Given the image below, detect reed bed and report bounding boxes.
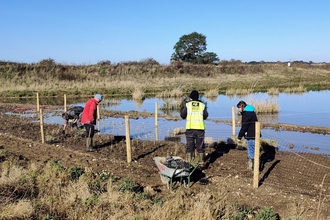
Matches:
[132,88,145,100]
[156,88,183,98]
[159,99,185,111]
[226,88,254,96]
[1,61,329,97]
[283,85,307,94]
[267,87,279,96]
[236,99,279,114]
[249,99,279,114]
[204,88,219,98]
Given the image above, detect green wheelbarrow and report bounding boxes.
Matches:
[154,156,199,190]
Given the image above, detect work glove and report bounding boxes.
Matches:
[62,130,65,134]
[237,139,242,145]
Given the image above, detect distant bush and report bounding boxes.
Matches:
[38,58,56,66]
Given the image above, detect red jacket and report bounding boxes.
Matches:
[81,98,99,125]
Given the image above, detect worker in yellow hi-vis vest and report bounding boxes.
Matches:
[180,90,208,169]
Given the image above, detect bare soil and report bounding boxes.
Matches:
[0,103,329,219]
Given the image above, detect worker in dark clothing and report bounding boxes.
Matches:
[62,106,84,134]
[180,90,208,168]
[237,100,258,171]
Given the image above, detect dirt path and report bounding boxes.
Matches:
[0,103,329,219]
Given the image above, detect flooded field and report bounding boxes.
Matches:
[3,90,330,154]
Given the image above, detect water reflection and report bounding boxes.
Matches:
[100,99,121,108]
[1,90,329,127]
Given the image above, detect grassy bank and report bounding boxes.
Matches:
[0,154,281,220]
[1,60,330,98]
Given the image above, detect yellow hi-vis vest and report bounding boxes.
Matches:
[186,101,205,130]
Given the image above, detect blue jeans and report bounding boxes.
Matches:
[247,139,255,159]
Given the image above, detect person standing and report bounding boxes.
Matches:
[62,106,84,134]
[180,90,208,168]
[236,100,258,171]
[81,94,102,152]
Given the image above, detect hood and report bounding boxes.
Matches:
[244,105,255,112]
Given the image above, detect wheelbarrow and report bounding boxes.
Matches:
[154,156,199,190]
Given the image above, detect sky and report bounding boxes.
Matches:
[1,1,330,65]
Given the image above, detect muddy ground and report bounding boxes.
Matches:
[0,103,330,219]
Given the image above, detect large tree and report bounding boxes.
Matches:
[171,32,219,64]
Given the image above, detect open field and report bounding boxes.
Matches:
[1,61,330,98]
[0,102,329,219]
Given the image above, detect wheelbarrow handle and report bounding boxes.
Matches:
[189,162,200,177]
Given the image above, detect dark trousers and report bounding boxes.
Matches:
[185,129,205,153]
[84,124,95,138]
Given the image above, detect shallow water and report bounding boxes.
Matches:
[87,90,330,127]
[4,90,330,154]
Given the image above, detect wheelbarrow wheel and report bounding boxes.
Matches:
[160,173,169,184]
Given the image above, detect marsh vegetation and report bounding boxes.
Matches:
[1,60,329,98]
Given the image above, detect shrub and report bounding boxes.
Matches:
[69,167,84,180]
[118,177,135,193]
[255,206,279,220]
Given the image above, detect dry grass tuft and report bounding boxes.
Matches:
[267,87,279,96]
[204,88,218,98]
[1,199,34,219]
[246,98,279,114]
[132,88,145,100]
[283,85,307,94]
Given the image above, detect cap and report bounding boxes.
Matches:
[95,94,102,101]
[189,90,199,100]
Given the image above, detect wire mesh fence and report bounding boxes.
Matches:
[102,116,330,197]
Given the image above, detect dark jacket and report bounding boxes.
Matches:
[238,105,258,140]
[65,106,84,124]
[180,100,208,130]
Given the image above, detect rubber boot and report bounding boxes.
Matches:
[247,157,253,171]
[86,138,95,152]
[186,152,192,163]
[198,153,205,169]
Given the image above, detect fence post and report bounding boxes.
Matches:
[232,105,236,137]
[64,94,67,112]
[40,108,44,144]
[97,105,100,134]
[125,115,131,163]
[253,122,261,188]
[155,102,158,141]
[36,93,40,112]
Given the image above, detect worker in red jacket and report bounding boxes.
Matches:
[81,94,102,151]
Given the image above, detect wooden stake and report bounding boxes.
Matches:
[64,94,67,112]
[97,105,100,133]
[40,108,44,144]
[155,102,158,127]
[97,105,100,120]
[155,102,158,141]
[232,105,236,137]
[36,93,40,112]
[253,122,261,188]
[125,115,131,163]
